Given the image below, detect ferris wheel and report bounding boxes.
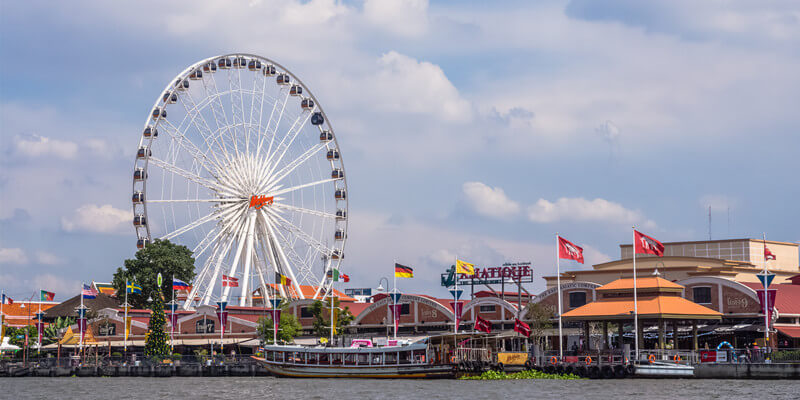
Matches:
[131,54,348,309]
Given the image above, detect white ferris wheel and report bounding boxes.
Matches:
[131,54,348,309]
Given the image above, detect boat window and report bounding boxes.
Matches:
[344,353,356,365]
[357,353,368,365]
[319,353,330,364]
[399,351,411,364]
[266,351,274,361]
[385,352,397,364]
[332,353,343,365]
[371,353,382,365]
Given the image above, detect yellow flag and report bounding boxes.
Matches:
[1,314,5,338]
[456,259,475,275]
[125,316,132,340]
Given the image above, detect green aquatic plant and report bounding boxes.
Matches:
[460,369,583,380]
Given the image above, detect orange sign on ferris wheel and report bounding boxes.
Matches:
[249,195,274,209]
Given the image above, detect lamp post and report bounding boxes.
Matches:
[376,278,389,336]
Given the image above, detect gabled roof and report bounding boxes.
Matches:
[596,276,683,292]
[93,282,117,296]
[43,294,121,318]
[562,295,721,320]
[741,282,800,315]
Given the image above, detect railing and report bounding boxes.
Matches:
[454,347,489,363]
[535,347,800,365]
[0,354,260,369]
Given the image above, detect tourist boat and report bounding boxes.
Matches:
[252,339,456,378]
[633,361,694,377]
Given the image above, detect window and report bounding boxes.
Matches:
[479,305,496,313]
[569,292,587,308]
[300,307,314,318]
[401,303,411,315]
[693,287,712,304]
[196,319,215,333]
[98,322,116,336]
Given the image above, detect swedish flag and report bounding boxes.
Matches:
[126,281,142,294]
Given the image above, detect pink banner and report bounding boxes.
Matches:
[216,311,228,332]
[757,289,777,320]
[449,302,463,331]
[37,322,44,348]
[78,318,87,343]
[390,304,402,334]
[272,309,282,334]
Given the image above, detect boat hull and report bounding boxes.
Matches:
[252,357,455,379]
[634,362,694,378]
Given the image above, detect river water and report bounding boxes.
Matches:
[2,377,797,399]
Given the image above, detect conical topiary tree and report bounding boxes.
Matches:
[144,290,170,361]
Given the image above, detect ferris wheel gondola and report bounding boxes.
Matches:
[131,54,348,309]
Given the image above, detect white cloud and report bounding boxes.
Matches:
[60,204,132,234]
[282,0,349,25]
[15,135,78,159]
[462,181,520,219]
[429,248,456,265]
[35,251,63,266]
[371,51,471,122]
[0,248,28,264]
[364,0,428,37]
[527,197,655,228]
[32,273,81,300]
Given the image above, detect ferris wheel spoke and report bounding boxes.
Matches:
[264,207,335,256]
[267,217,316,286]
[148,157,236,196]
[266,141,329,189]
[159,120,225,175]
[313,256,335,299]
[263,111,313,180]
[266,178,337,198]
[256,211,287,299]
[270,203,337,219]
[207,71,239,157]
[261,211,305,299]
[202,229,240,305]
[160,211,219,241]
[147,198,240,203]
[178,90,235,167]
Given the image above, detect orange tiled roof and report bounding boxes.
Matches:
[1,302,57,327]
[264,284,356,302]
[562,295,721,320]
[596,276,683,292]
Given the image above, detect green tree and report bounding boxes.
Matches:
[143,289,170,361]
[112,239,195,309]
[524,302,554,350]
[257,304,302,344]
[310,298,354,337]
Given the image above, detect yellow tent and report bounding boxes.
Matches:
[59,326,99,346]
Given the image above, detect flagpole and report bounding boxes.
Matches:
[330,275,335,344]
[556,234,563,360]
[79,282,84,355]
[37,293,42,355]
[632,227,639,362]
[393,259,398,340]
[762,233,769,350]
[171,274,175,353]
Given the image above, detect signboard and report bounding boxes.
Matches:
[716,350,728,363]
[441,262,534,287]
[497,352,528,365]
[699,350,716,363]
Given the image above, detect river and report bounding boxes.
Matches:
[2,377,797,399]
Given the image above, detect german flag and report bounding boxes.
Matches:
[394,263,413,278]
[275,272,291,286]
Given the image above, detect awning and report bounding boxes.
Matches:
[777,326,800,338]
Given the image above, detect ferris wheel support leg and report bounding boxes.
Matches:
[257,211,287,299]
[202,232,238,306]
[313,257,333,300]
[223,213,252,302]
[239,212,258,306]
[262,211,305,299]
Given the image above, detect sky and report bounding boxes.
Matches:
[1,0,798,302]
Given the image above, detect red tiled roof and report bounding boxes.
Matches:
[776,326,800,338]
[342,302,371,317]
[741,282,800,315]
[1,302,57,327]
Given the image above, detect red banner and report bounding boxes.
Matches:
[756,289,777,321]
[558,236,584,264]
[634,230,664,256]
[272,309,282,335]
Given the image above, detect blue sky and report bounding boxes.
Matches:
[1,0,798,301]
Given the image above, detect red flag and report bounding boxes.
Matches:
[634,230,664,257]
[341,273,350,283]
[222,275,239,287]
[514,318,531,337]
[764,247,776,261]
[558,236,584,264]
[474,316,492,333]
